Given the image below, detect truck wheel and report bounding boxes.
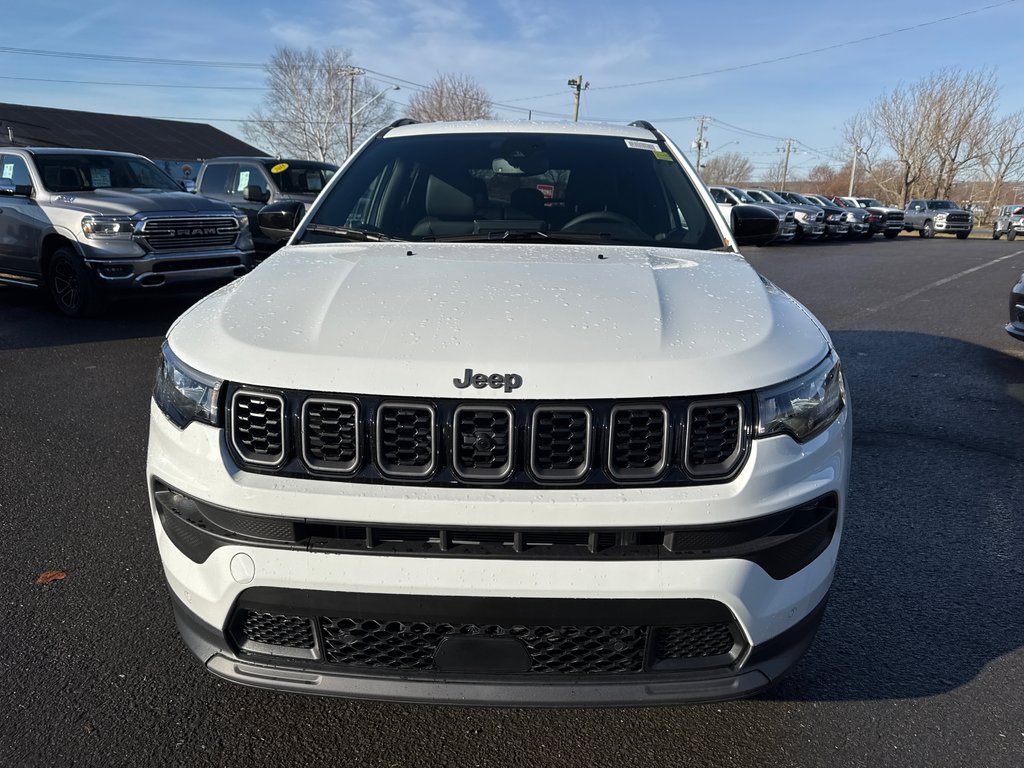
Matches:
[921,220,934,238]
[48,247,106,317]
[956,231,970,240]
[883,230,898,239]
[992,226,1001,240]
[1009,229,1017,242]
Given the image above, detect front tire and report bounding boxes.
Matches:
[883,230,899,239]
[993,226,1001,240]
[956,231,970,240]
[1009,229,1018,242]
[921,220,935,238]
[47,247,105,317]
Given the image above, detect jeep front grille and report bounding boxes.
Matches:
[231,391,285,466]
[376,403,436,478]
[226,388,749,487]
[139,216,240,252]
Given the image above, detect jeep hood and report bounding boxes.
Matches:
[168,242,830,399]
[45,189,233,216]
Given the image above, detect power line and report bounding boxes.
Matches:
[588,0,1019,92]
[0,74,264,90]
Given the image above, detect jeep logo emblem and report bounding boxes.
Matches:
[453,368,523,393]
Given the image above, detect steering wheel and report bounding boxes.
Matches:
[561,210,638,231]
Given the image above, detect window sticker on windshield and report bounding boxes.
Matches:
[1,163,13,179]
[270,162,289,174]
[625,139,659,152]
[237,170,250,190]
[90,168,111,187]
[653,151,674,162]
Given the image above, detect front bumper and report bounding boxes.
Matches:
[147,398,850,705]
[84,247,255,289]
[933,220,972,233]
[171,588,830,706]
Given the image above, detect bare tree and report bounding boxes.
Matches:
[758,159,788,188]
[700,152,753,185]
[406,73,494,122]
[868,68,999,204]
[242,47,396,164]
[981,110,1024,211]
[806,163,842,196]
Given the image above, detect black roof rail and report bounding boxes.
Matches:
[366,118,420,144]
[629,120,667,142]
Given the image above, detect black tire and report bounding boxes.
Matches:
[921,220,935,238]
[992,226,1001,240]
[956,231,970,240]
[883,230,899,239]
[1009,229,1017,242]
[47,247,105,317]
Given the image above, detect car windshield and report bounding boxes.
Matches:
[928,200,956,209]
[35,153,180,192]
[263,161,336,194]
[758,190,789,205]
[859,198,883,207]
[727,187,757,204]
[300,131,724,250]
[788,193,816,206]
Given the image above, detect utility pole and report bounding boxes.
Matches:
[780,138,794,191]
[693,116,708,170]
[346,67,366,157]
[848,143,861,197]
[567,75,588,122]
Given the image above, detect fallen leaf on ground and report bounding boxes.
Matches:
[35,570,66,585]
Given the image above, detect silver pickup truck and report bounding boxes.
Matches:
[0,147,254,316]
[903,198,973,239]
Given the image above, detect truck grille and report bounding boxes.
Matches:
[884,211,904,224]
[226,388,749,487]
[139,216,240,252]
[945,213,970,224]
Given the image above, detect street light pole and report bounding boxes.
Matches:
[348,84,400,157]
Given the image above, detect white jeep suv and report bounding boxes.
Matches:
[148,119,851,706]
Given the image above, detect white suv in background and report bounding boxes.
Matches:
[148,119,851,706]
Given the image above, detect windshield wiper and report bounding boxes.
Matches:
[303,224,404,242]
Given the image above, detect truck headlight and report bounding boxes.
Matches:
[756,351,845,442]
[82,215,136,239]
[154,342,222,428]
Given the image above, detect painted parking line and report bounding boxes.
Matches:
[842,249,1024,323]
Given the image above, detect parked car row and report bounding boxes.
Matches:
[0,147,336,315]
[709,185,906,245]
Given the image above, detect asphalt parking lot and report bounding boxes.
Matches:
[2,235,1023,767]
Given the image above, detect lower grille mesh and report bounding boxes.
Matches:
[233,609,742,674]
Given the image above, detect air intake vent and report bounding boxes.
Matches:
[231,390,286,466]
[375,403,436,479]
[685,400,743,477]
[607,404,669,481]
[302,398,360,474]
[452,405,514,481]
[530,407,591,482]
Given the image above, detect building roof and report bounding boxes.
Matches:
[0,102,265,159]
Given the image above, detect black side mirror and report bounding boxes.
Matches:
[0,180,33,197]
[731,204,779,247]
[257,200,304,242]
[244,185,269,204]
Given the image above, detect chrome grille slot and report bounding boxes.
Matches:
[302,398,360,474]
[607,404,669,481]
[452,405,514,481]
[685,400,743,477]
[375,403,436,479]
[530,406,592,482]
[139,216,240,252]
[231,390,286,466]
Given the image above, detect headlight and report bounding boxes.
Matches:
[153,342,222,428]
[82,215,135,239]
[794,210,809,221]
[756,352,845,442]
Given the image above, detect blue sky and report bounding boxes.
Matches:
[4,0,1024,177]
